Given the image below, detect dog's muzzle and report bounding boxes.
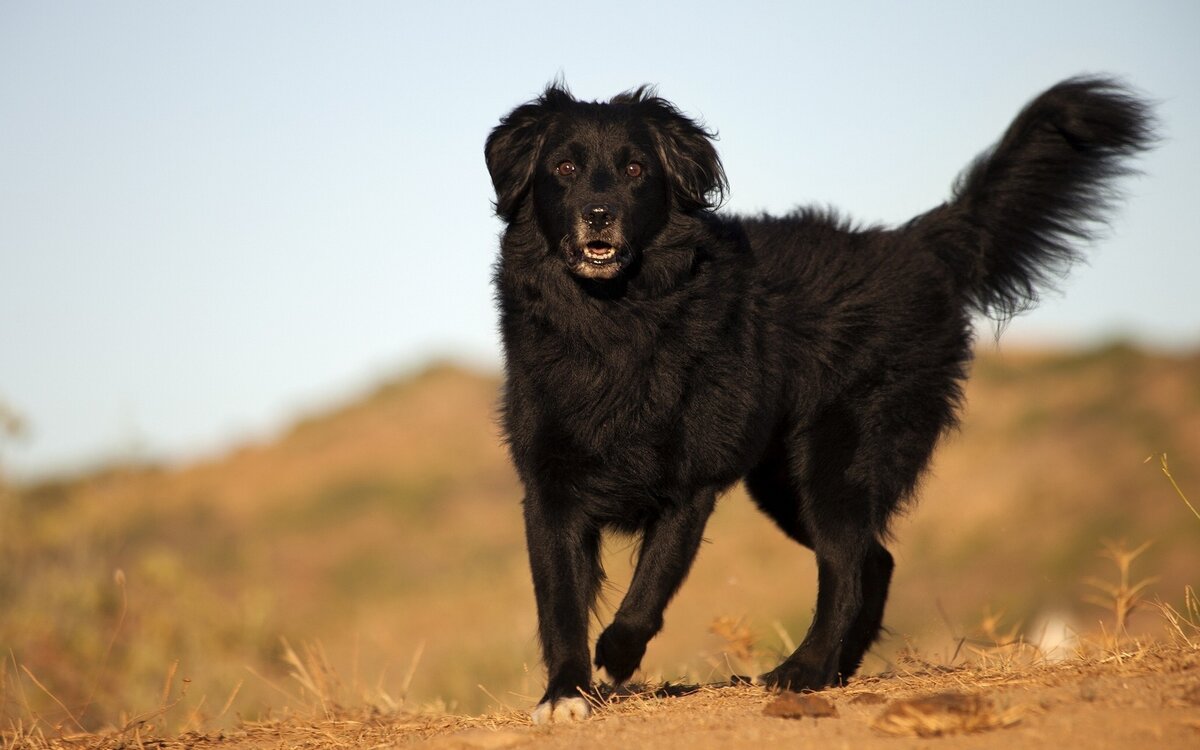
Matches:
[569,204,627,280]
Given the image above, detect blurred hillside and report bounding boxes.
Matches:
[1,344,1198,731]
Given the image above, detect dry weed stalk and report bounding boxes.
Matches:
[16,666,84,735]
[73,570,128,730]
[1082,539,1159,640]
[708,616,755,661]
[1147,454,1198,647]
[702,615,762,678]
[1154,453,1200,524]
[975,606,1022,648]
[113,663,191,737]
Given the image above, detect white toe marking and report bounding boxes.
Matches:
[553,696,590,722]
[530,701,553,726]
[531,696,590,725]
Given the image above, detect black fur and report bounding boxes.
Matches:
[485,77,1154,714]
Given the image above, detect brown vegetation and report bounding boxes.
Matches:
[1,344,1198,748]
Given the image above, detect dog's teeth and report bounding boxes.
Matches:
[584,245,616,262]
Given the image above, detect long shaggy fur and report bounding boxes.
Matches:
[485,76,1154,721]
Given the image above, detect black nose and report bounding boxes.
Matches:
[582,203,614,229]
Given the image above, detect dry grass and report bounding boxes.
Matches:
[2,345,1198,746]
[4,640,1196,749]
[1158,586,1200,647]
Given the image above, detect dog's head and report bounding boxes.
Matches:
[486,84,727,281]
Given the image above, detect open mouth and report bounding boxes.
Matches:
[570,240,627,280]
[582,241,618,265]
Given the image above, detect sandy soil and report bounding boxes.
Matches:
[14,642,1196,750]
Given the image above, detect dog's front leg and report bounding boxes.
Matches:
[523,491,601,724]
[594,489,716,684]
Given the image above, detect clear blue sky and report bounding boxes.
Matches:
[1,1,1197,477]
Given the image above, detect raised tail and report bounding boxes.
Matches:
[929,76,1156,322]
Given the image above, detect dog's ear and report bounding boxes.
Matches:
[638,95,728,212]
[485,86,572,222]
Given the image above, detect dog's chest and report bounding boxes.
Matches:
[505,330,766,496]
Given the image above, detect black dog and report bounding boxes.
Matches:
[485,77,1153,723]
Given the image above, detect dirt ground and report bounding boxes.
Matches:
[10,642,1197,750]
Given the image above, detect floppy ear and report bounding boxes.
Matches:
[485,86,572,222]
[643,99,728,212]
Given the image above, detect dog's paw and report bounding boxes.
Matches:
[594,621,649,684]
[530,696,590,725]
[760,661,836,692]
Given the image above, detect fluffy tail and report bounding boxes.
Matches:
[933,76,1156,322]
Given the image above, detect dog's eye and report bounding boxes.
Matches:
[626,162,644,178]
[555,161,576,176]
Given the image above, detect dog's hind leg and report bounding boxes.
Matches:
[760,520,873,691]
[837,540,893,677]
[749,404,895,691]
[748,448,850,688]
[593,489,717,684]
[523,491,602,724]
[747,462,893,686]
